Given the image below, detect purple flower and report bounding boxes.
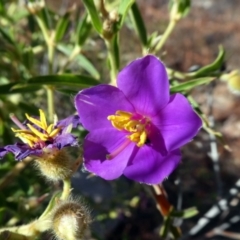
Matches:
[75,55,202,184]
[0,110,81,161]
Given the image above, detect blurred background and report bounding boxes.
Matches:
[1,0,240,239]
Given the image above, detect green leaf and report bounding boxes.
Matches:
[117,0,135,29]
[37,7,51,30]
[23,74,99,88]
[190,46,225,78]
[0,27,15,46]
[55,88,79,95]
[178,0,191,17]
[22,47,34,70]
[82,0,102,34]
[0,83,40,94]
[170,207,198,219]
[75,55,100,79]
[57,44,100,78]
[130,2,148,47]
[76,13,92,46]
[170,77,215,93]
[55,13,70,42]
[169,0,191,18]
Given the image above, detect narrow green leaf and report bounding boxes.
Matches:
[38,7,51,30]
[170,77,215,93]
[169,0,191,18]
[55,13,70,42]
[1,83,41,94]
[22,47,34,70]
[178,0,191,17]
[82,0,102,33]
[190,46,225,78]
[130,2,148,47]
[57,44,100,78]
[76,13,92,46]
[117,0,135,29]
[0,27,15,46]
[22,74,99,88]
[170,207,198,219]
[55,88,79,95]
[75,55,100,79]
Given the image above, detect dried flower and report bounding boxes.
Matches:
[0,110,80,161]
[75,55,202,184]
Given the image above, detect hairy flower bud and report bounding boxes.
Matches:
[51,199,91,240]
[34,149,73,181]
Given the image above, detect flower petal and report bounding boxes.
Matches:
[0,143,42,161]
[123,147,181,184]
[75,84,135,131]
[83,129,135,180]
[117,55,170,116]
[152,93,202,151]
[53,133,78,149]
[57,115,81,129]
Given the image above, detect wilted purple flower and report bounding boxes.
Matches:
[0,110,80,161]
[75,55,202,184]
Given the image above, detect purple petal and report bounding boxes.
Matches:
[0,143,42,161]
[124,147,181,184]
[117,55,170,116]
[75,84,135,131]
[57,115,81,130]
[0,147,9,158]
[53,133,78,149]
[83,129,135,180]
[152,93,202,152]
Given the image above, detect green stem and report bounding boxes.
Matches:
[61,178,72,200]
[35,13,55,121]
[0,219,51,239]
[46,86,55,122]
[153,19,177,53]
[106,40,118,85]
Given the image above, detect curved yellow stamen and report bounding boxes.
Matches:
[12,109,63,148]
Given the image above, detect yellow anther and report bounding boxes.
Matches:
[49,127,61,138]
[115,110,132,117]
[27,124,48,141]
[39,109,47,130]
[46,124,53,134]
[108,110,150,147]
[11,109,64,148]
[26,113,43,129]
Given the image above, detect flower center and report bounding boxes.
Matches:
[107,110,150,147]
[10,109,62,149]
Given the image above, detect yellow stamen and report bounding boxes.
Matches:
[107,110,150,147]
[39,109,47,130]
[27,124,48,141]
[11,109,63,148]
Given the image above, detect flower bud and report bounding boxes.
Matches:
[52,199,91,240]
[221,70,240,95]
[34,149,73,181]
[25,1,44,15]
[102,10,119,40]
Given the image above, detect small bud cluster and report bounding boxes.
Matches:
[51,199,91,240]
